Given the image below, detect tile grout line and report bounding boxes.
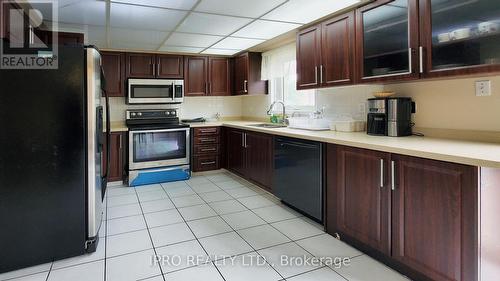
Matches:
[133,186,167,281]
[205,173,353,281]
[159,182,228,281]
[194,175,287,281]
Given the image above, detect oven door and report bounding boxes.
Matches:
[128,79,183,104]
[129,127,190,170]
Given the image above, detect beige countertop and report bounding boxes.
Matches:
[191,120,500,168]
[109,120,500,168]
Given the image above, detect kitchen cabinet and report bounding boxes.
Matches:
[391,154,477,281]
[326,145,478,281]
[226,129,273,191]
[296,11,355,89]
[185,56,231,97]
[419,0,500,78]
[296,25,322,89]
[192,127,221,172]
[327,145,391,255]
[156,54,183,78]
[126,53,155,78]
[101,51,125,97]
[321,12,355,87]
[226,129,247,176]
[184,56,208,96]
[126,53,183,79]
[245,132,273,191]
[355,0,419,83]
[232,52,267,95]
[103,132,126,182]
[209,57,231,96]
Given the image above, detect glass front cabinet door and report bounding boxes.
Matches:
[420,0,500,77]
[356,0,420,82]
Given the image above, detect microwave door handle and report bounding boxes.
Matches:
[172,82,175,100]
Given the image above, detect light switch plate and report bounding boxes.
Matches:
[476,80,491,96]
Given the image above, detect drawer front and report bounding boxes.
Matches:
[194,144,220,155]
[194,135,220,145]
[193,155,220,172]
[194,127,220,136]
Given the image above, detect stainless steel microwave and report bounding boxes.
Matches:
[127,79,184,104]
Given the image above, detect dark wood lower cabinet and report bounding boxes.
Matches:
[245,132,273,192]
[192,127,221,172]
[328,145,391,255]
[391,155,477,281]
[326,144,479,281]
[102,132,125,182]
[225,128,273,191]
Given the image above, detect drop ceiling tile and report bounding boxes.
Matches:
[262,0,360,24]
[212,37,265,50]
[165,32,224,48]
[158,46,204,54]
[232,20,301,39]
[110,41,160,51]
[110,28,168,46]
[177,13,252,36]
[110,3,187,31]
[111,0,198,10]
[195,0,286,18]
[201,48,241,55]
[62,1,105,26]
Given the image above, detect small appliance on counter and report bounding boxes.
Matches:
[367,97,415,137]
[126,109,191,186]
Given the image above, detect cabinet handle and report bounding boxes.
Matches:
[243,80,248,93]
[419,46,424,74]
[380,159,384,188]
[152,63,155,76]
[408,48,413,74]
[199,138,214,143]
[314,66,318,84]
[209,82,212,94]
[157,63,160,77]
[201,148,216,152]
[320,65,323,84]
[391,160,396,191]
[241,133,245,148]
[201,161,216,165]
[199,129,216,133]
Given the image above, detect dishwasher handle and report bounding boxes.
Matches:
[278,139,320,150]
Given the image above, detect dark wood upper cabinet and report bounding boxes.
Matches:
[391,155,478,281]
[209,57,231,96]
[355,0,419,83]
[327,145,391,255]
[296,25,322,89]
[321,12,355,87]
[419,0,500,78]
[232,52,267,95]
[184,56,208,97]
[126,53,155,78]
[156,54,183,78]
[245,132,273,191]
[101,51,125,97]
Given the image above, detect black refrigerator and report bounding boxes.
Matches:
[0,45,110,273]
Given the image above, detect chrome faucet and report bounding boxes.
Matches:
[267,101,288,125]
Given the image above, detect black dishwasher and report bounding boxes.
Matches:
[274,137,323,222]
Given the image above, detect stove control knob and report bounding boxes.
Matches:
[165,111,171,115]
[131,112,136,117]
[137,112,142,117]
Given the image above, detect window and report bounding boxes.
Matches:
[262,43,315,112]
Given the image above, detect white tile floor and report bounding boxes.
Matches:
[0,170,411,281]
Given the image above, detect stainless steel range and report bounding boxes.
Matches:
[126,109,191,186]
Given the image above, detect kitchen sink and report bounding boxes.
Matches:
[248,123,288,129]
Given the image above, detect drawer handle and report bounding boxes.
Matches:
[200,129,216,133]
[199,138,215,142]
[201,161,216,165]
[201,148,216,152]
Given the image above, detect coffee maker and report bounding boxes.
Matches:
[367,97,415,137]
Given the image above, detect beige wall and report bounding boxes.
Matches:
[384,75,500,132]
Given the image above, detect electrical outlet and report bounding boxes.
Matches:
[476,80,491,96]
